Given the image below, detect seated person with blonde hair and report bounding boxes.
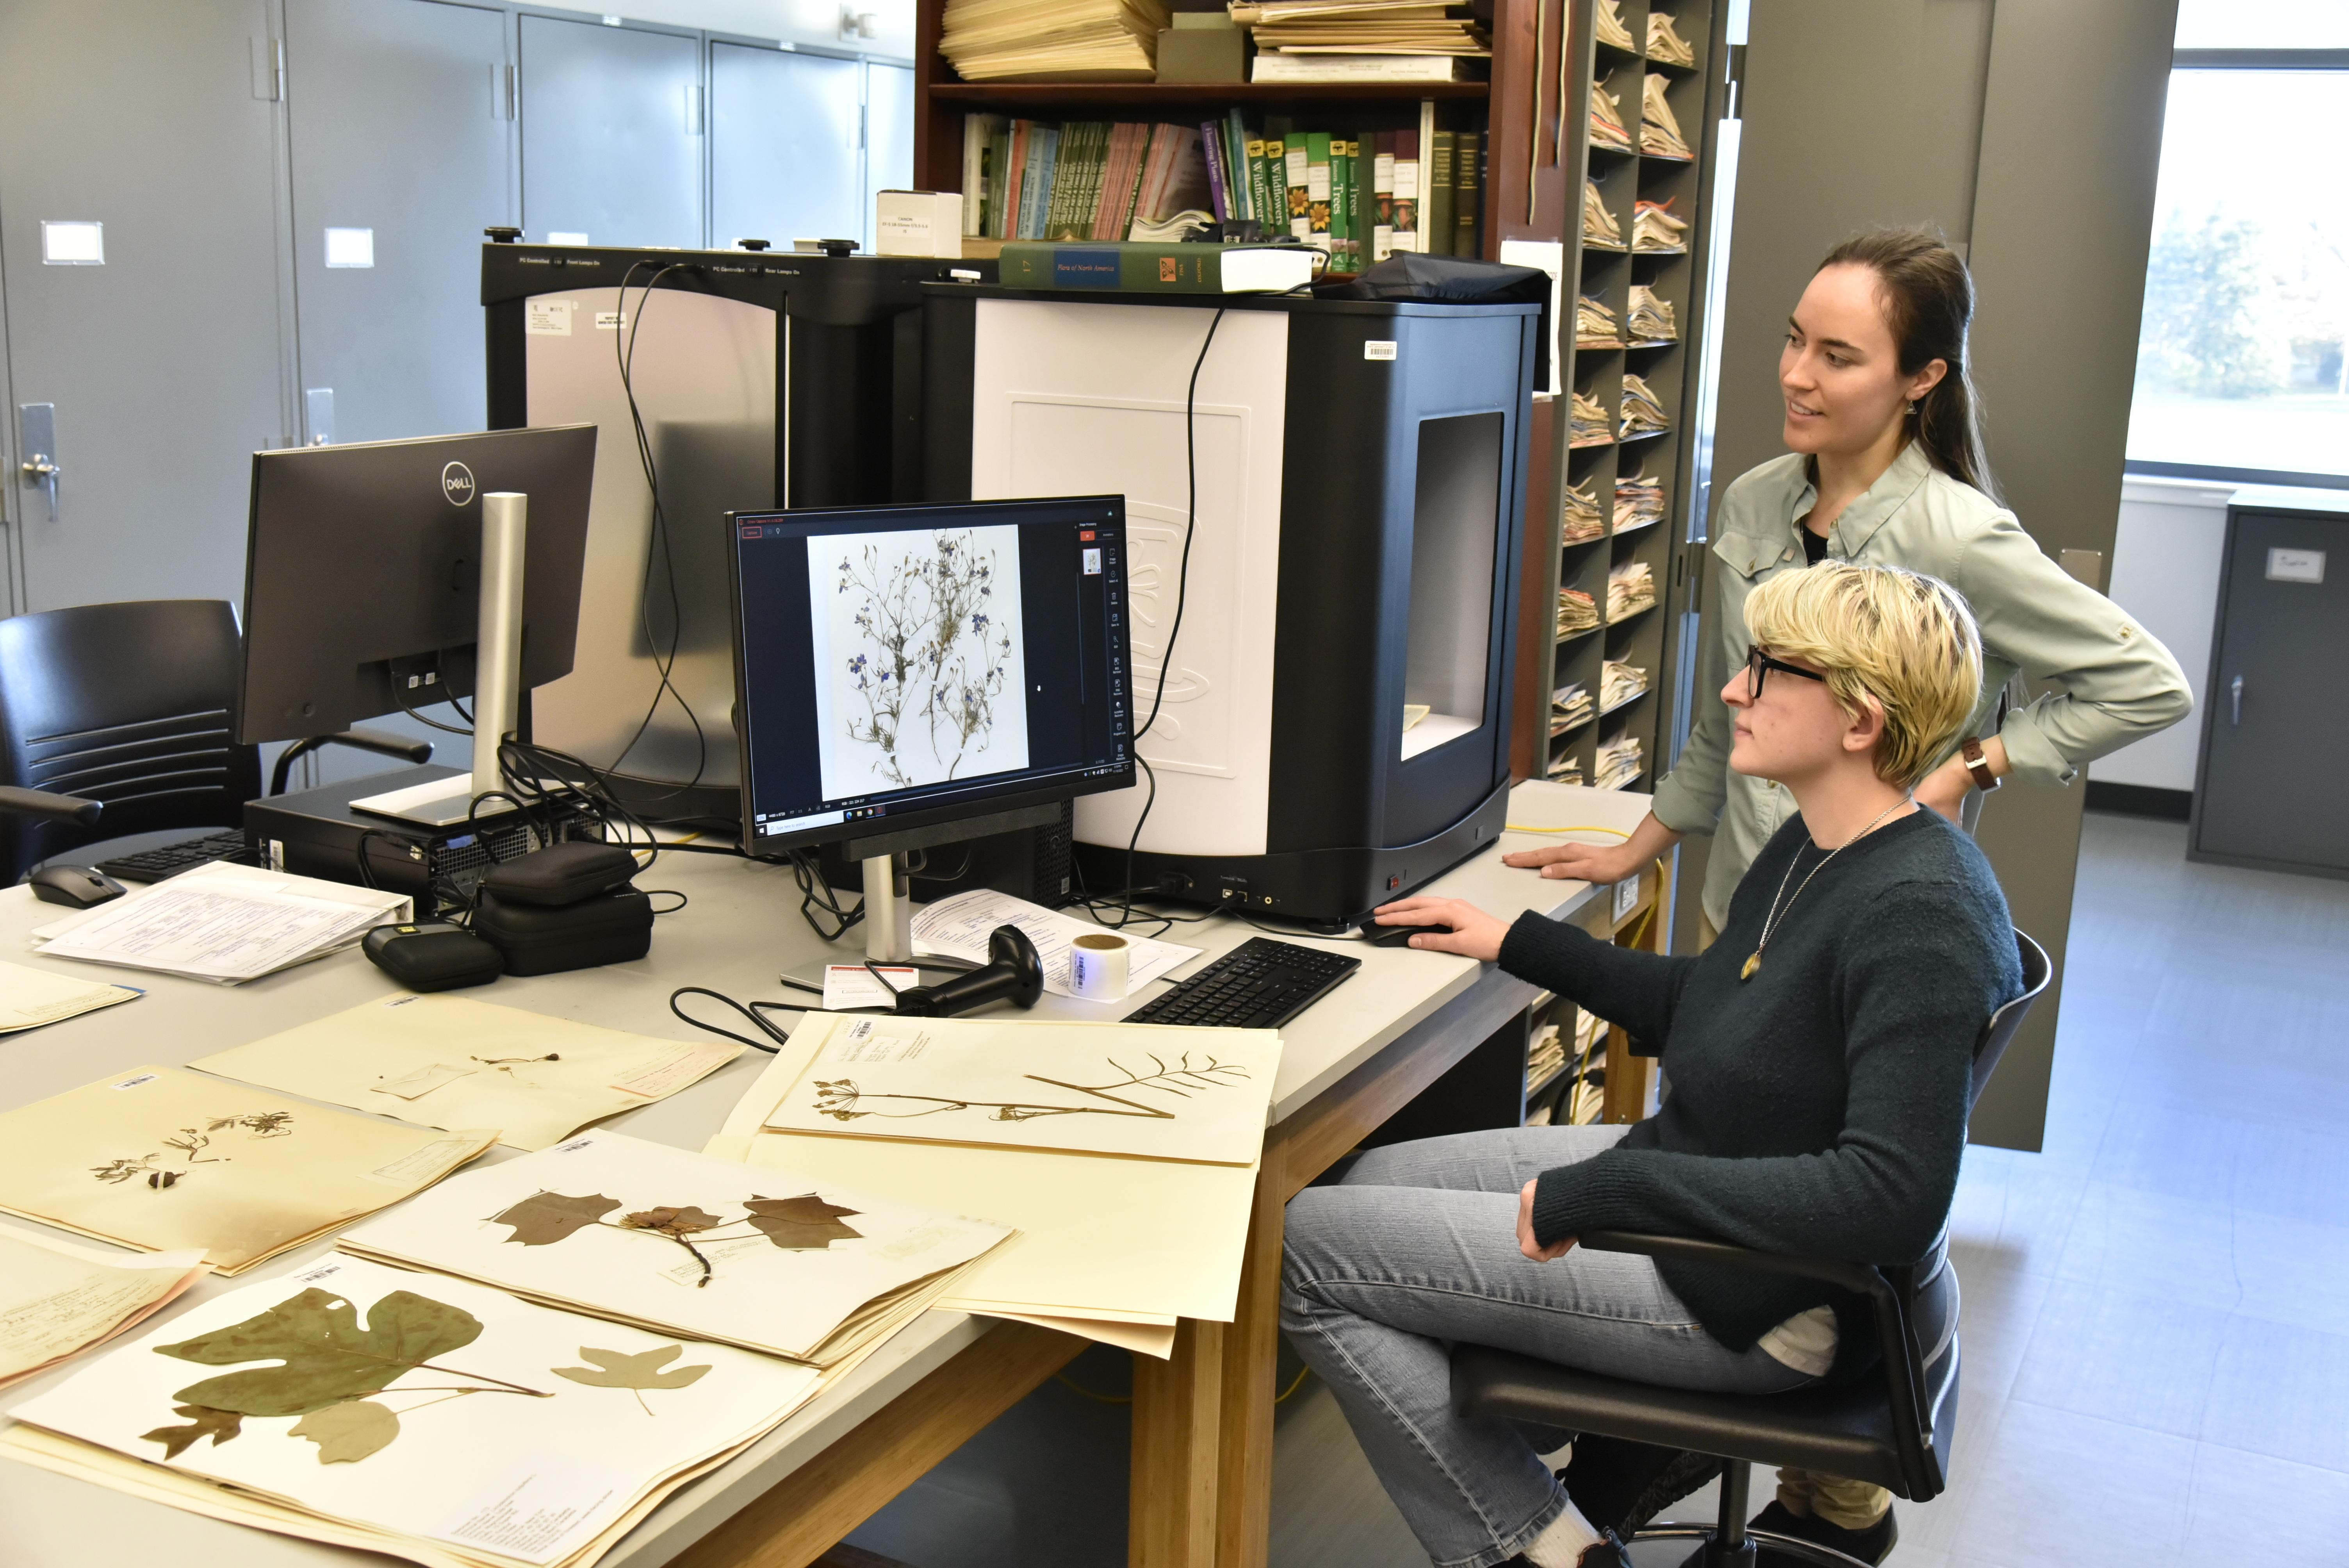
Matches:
[1281,562,2024,1568]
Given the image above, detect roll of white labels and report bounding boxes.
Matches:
[1068,932,1132,1001]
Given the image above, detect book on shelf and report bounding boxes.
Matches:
[1606,559,1656,622]
[999,240,1318,293]
[1371,133,1396,259]
[1640,73,1691,159]
[1614,465,1666,531]
[1563,475,1604,542]
[1589,78,1633,151]
[1453,129,1480,257]
[1305,131,1334,253]
[1648,9,1697,68]
[1633,198,1689,252]
[1427,130,1456,260]
[1627,283,1677,342]
[1620,373,1670,438]
[1393,128,1422,252]
[1583,178,1622,248]
[938,0,1169,82]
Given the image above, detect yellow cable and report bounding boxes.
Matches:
[1274,1365,1313,1404]
[1053,1374,1132,1404]
[1503,823,1633,837]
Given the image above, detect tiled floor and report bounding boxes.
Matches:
[1265,812,2349,1566]
[849,812,2349,1566]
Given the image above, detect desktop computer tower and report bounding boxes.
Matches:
[480,243,994,824]
[921,288,1541,927]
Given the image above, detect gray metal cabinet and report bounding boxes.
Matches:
[285,0,513,445]
[0,0,290,612]
[710,45,865,249]
[2190,495,2349,878]
[519,15,703,249]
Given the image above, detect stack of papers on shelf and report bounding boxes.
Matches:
[1601,659,1650,711]
[1627,283,1677,342]
[3,1254,827,1568]
[1615,465,1667,531]
[189,995,744,1152]
[1633,197,1689,251]
[1620,373,1671,438]
[912,887,1198,1002]
[1568,390,1614,446]
[1647,10,1697,67]
[0,1229,208,1392]
[1556,586,1601,638]
[0,959,139,1034]
[1235,0,1489,58]
[1589,80,1632,150]
[1593,0,1634,51]
[1129,208,1217,242]
[1527,1023,1565,1090]
[1567,1005,1610,1124]
[1551,682,1595,734]
[1596,730,1644,791]
[1251,51,1473,80]
[1563,476,1605,543]
[339,1131,1011,1368]
[1545,754,1586,785]
[1583,180,1623,248]
[1575,293,1621,346]
[29,862,408,985]
[706,1012,1284,1356]
[938,0,1169,81]
[1640,73,1690,158]
[1608,559,1657,621]
[0,1067,494,1275]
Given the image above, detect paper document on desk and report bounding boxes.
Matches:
[0,1229,208,1390]
[0,959,141,1032]
[910,887,1198,1001]
[30,862,408,984]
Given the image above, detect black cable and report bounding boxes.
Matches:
[606,261,710,798]
[1105,306,1224,930]
[668,987,795,1054]
[391,681,473,737]
[786,848,864,941]
[645,890,688,914]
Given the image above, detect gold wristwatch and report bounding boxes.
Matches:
[1960,736,2000,793]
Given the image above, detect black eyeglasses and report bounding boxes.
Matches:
[1746,647,1830,700]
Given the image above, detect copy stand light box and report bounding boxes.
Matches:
[922,287,1539,927]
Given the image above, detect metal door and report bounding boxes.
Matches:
[0,0,290,612]
[2192,507,2349,872]
[283,0,512,445]
[865,62,914,253]
[519,16,702,249]
[709,44,863,249]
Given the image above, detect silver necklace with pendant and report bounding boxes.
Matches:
[1740,796,1915,982]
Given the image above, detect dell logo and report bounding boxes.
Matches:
[441,461,476,506]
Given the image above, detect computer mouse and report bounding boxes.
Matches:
[1366,920,1455,948]
[29,864,127,909]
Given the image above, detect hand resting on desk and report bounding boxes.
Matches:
[1369,896,1507,962]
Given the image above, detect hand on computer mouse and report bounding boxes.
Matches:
[1368,896,1508,962]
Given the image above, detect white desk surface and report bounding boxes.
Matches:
[0,779,1652,1568]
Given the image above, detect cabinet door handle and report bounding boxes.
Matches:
[2230,674,2243,726]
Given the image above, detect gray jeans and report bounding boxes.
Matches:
[1279,1125,1815,1568]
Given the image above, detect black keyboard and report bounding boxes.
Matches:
[1122,937,1361,1030]
[95,830,260,884]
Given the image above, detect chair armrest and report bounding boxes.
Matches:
[0,785,102,827]
[329,728,435,764]
[1578,1229,1939,1496]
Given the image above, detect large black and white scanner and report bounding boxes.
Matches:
[921,287,1540,927]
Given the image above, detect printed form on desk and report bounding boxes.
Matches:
[29,861,408,984]
[910,887,1198,1000]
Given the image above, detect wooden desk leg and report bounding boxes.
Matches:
[1130,1316,1225,1568]
[1212,1160,1285,1568]
[670,1321,1085,1568]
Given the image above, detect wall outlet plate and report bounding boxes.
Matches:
[1612,874,1639,923]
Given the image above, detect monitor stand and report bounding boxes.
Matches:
[351,492,529,829]
[778,801,1066,1001]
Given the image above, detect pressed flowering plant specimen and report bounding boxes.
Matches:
[837,531,1014,786]
[811,1051,1251,1126]
[92,1111,298,1190]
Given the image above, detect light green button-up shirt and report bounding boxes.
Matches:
[1651,443,2193,928]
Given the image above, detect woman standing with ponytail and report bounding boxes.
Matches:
[1505,228,2192,1560]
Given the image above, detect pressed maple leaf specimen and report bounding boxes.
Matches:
[490,1188,864,1286]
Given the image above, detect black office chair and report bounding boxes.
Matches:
[0,600,430,885]
[1451,929,2054,1567]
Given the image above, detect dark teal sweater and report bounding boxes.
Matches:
[1501,809,2020,1368]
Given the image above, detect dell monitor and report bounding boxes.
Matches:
[729,495,1136,958]
[236,426,597,750]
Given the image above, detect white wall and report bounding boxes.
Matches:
[613,0,915,62]
[2089,475,2232,791]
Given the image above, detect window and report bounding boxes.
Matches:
[2127,15,2349,484]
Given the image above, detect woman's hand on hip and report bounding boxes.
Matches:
[1517,1178,1576,1262]
[1915,753,1973,825]
[1369,896,1509,962]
